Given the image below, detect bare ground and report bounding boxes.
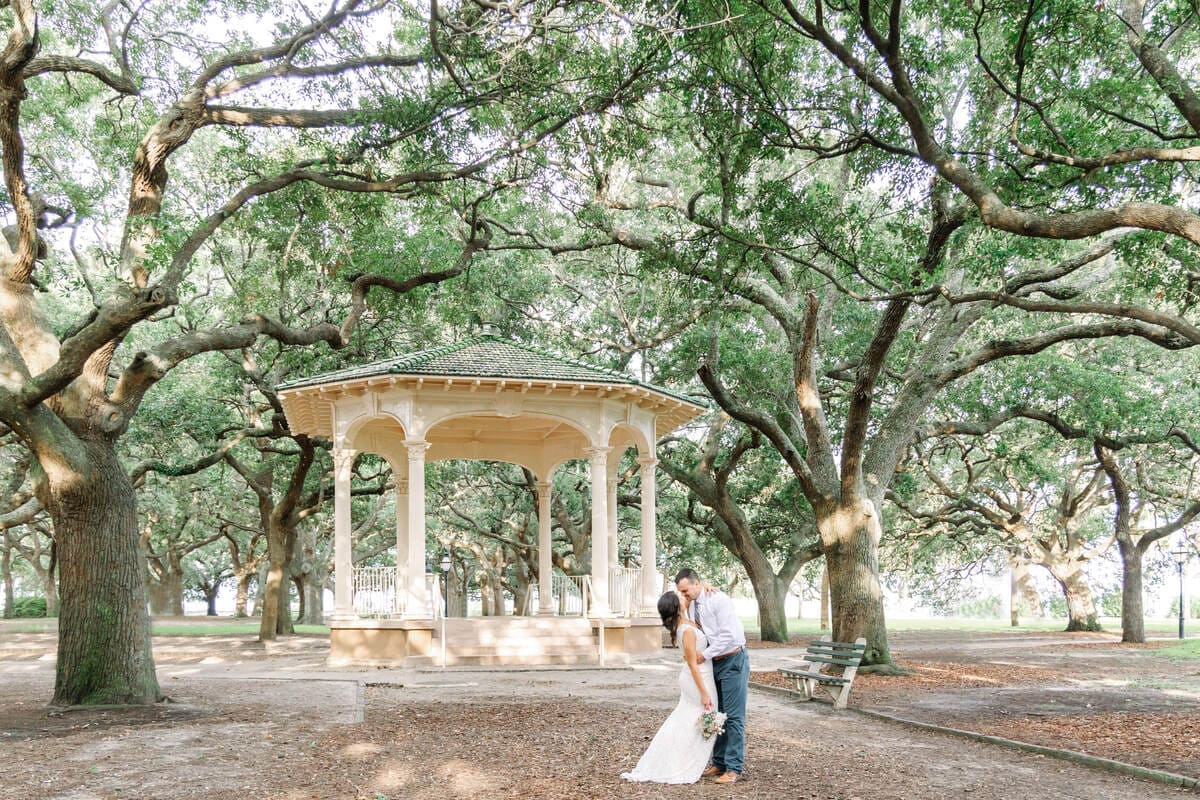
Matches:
[0,624,1197,800]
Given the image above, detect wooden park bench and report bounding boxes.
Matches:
[778,637,867,710]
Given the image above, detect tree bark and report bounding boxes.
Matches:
[234,572,253,617]
[1054,567,1101,632]
[1,534,12,618]
[819,565,830,630]
[818,499,891,661]
[1007,548,1042,626]
[448,566,466,617]
[42,564,57,616]
[46,440,161,705]
[1118,540,1145,642]
[750,569,790,643]
[258,520,297,639]
[296,574,324,624]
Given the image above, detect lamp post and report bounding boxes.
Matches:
[440,553,452,617]
[1171,541,1189,640]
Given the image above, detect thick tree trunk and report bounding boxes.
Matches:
[1008,554,1041,626]
[234,571,253,617]
[818,499,891,665]
[296,574,324,624]
[747,569,790,643]
[204,588,218,617]
[1057,568,1101,632]
[147,571,183,616]
[1,539,12,618]
[448,568,466,617]
[42,566,58,617]
[293,575,305,624]
[46,441,161,705]
[480,580,493,617]
[492,581,504,616]
[1118,540,1145,643]
[258,522,296,640]
[819,566,830,630]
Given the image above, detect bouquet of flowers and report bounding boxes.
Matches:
[699,711,727,740]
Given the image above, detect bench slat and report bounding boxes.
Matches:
[808,641,866,653]
[780,668,851,685]
[799,654,862,666]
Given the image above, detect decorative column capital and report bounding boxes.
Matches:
[404,439,431,460]
[637,455,658,469]
[582,445,611,462]
[535,481,553,499]
[395,478,409,496]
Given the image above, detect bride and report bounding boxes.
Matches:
[621,590,720,784]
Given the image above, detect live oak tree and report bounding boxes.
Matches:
[911,334,1200,637]
[900,425,1114,631]
[0,0,655,705]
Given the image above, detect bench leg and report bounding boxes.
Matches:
[797,679,815,701]
[828,684,849,710]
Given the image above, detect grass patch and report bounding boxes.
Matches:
[0,618,57,633]
[1155,638,1200,660]
[738,615,1187,638]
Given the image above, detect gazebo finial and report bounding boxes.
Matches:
[480,320,501,337]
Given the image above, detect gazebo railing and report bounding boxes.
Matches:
[608,566,642,617]
[552,574,589,616]
[352,566,437,617]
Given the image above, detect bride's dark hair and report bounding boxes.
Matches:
[657,591,681,647]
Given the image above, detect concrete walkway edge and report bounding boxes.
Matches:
[749,681,1200,793]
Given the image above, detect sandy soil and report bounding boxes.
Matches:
[0,625,1197,800]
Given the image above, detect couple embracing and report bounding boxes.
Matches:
[621,568,749,785]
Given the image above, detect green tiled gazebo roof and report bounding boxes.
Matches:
[277,334,704,408]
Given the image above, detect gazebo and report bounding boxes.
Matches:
[277,329,706,665]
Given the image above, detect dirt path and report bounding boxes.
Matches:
[1,629,1196,799]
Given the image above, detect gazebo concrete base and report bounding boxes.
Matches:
[592,616,665,663]
[325,616,665,667]
[328,618,435,667]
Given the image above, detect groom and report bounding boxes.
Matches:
[676,568,748,785]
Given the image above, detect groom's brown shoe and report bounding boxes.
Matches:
[701,766,722,778]
[715,771,741,784]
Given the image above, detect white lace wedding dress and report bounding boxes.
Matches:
[621,625,719,784]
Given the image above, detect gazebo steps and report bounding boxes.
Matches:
[435,616,600,665]
[437,652,605,667]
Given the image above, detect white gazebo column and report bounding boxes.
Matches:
[394,478,409,616]
[536,480,555,615]
[403,440,431,618]
[332,448,356,621]
[606,468,619,569]
[585,446,612,616]
[638,455,659,616]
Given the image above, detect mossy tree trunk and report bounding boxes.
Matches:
[45,440,160,705]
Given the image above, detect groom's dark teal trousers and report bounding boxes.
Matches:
[712,647,749,774]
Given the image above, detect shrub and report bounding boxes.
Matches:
[12,596,47,618]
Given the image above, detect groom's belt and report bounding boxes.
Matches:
[712,646,745,662]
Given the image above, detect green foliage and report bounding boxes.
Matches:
[1166,596,1200,620]
[11,596,47,618]
[953,595,1005,620]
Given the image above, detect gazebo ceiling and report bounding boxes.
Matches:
[277,334,707,441]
